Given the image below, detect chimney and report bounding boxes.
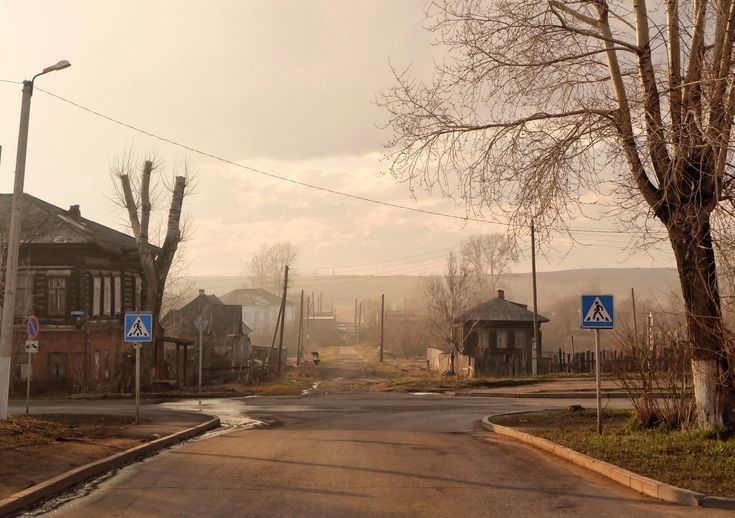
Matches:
[68,204,81,220]
[199,289,205,296]
[497,289,505,300]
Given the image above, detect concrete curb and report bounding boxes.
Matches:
[0,415,220,516]
[481,415,735,509]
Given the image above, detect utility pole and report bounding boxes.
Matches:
[631,287,639,346]
[0,60,71,421]
[354,298,358,343]
[277,265,289,374]
[531,219,539,376]
[357,301,362,344]
[380,294,385,362]
[297,290,304,366]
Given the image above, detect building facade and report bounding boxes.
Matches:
[0,194,149,393]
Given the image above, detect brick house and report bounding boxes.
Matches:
[0,193,150,393]
[460,289,549,376]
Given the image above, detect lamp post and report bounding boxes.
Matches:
[0,60,71,421]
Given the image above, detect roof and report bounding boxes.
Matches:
[461,294,549,323]
[162,292,248,337]
[220,288,285,307]
[0,193,141,254]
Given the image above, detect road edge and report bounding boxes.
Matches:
[0,415,221,516]
[482,415,735,509]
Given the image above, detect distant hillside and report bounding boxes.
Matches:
[183,267,680,318]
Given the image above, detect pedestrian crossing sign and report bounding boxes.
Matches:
[124,312,153,343]
[580,295,614,329]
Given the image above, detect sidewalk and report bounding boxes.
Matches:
[2,401,212,501]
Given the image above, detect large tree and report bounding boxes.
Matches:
[461,233,516,301]
[426,252,473,374]
[248,242,298,294]
[382,0,735,429]
[112,156,189,342]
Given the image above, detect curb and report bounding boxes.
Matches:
[0,416,221,516]
[481,415,735,509]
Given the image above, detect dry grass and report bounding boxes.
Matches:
[493,409,735,497]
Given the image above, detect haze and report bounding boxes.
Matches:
[0,0,673,276]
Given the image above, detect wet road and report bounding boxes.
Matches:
[34,393,726,517]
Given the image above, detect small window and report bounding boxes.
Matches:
[103,277,112,316]
[48,277,67,316]
[114,276,121,317]
[515,330,527,349]
[497,330,508,349]
[47,352,68,380]
[92,277,101,317]
[15,273,34,318]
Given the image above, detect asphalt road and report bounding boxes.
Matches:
[29,393,726,517]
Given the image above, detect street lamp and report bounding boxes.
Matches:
[0,60,71,420]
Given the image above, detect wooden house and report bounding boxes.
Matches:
[460,289,549,376]
[0,193,151,392]
[162,290,252,385]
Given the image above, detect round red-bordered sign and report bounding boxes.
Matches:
[27,315,40,339]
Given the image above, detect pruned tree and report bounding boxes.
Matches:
[426,251,474,374]
[461,233,517,301]
[248,242,298,294]
[111,155,190,336]
[381,0,735,430]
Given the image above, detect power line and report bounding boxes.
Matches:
[0,80,670,239]
[30,86,496,225]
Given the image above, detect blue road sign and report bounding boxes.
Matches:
[124,312,153,343]
[581,295,614,329]
[27,315,40,339]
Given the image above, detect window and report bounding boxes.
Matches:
[94,351,100,379]
[477,328,490,349]
[15,273,34,318]
[496,330,508,349]
[48,277,67,316]
[103,349,110,379]
[92,277,101,317]
[47,353,67,380]
[103,277,112,316]
[114,276,121,317]
[515,330,527,349]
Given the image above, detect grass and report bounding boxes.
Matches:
[493,409,735,496]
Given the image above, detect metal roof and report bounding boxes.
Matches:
[0,193,141,253]
[220,288,285,307]
[461,295,550,323]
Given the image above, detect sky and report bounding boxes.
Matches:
[0,0,676,277]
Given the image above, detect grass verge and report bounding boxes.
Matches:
[493,408,735,497]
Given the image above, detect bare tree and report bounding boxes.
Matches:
[111,155,190,335]
[381,0,735,430]
[461,233,516,301]
[248,242,298,294]
[426,252,474,374]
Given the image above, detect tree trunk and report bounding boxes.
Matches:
[668,216,728,430]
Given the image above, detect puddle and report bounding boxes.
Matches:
[300,381,321,396]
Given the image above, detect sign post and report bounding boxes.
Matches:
[193,315,209,412]
[580,295,614,434]
[25,316,40,415]
[124,312,153,424]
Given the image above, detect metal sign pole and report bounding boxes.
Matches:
[198,314,203,412]
[135,344,141,425]
[595,328,602,434]
[25,351,31,415]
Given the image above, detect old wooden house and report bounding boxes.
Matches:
[460,289,549,376]
[162,290,252,385]
[0,193,154,393]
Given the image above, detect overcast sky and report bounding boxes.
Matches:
[0,0,674,277]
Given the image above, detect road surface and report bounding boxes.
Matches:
[27,393,725,517]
